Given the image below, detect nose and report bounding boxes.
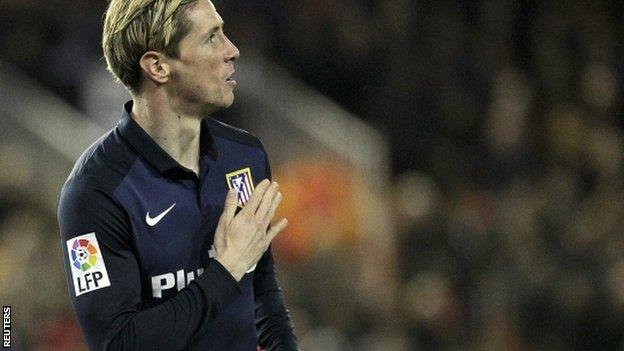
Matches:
[224,35,240,62]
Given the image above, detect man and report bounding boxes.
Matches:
[57,0,299,349]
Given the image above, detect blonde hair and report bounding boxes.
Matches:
[102,0,198,93]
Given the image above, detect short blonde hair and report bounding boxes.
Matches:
[102,0,198,93]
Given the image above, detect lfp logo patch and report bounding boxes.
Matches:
[71,238,98,271]
[226,167,255,207]
[66,233,111,297]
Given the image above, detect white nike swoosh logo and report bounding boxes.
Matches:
[146,203,176,226]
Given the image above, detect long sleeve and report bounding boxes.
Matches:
[58,181,242,351]
[254,152,299,350]
[254,248,299,350]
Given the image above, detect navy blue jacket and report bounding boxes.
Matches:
[58,101,298,350]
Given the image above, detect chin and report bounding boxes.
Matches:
[220,94,235,109]
[199,96,234,116]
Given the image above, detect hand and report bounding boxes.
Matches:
[214,179,287,281]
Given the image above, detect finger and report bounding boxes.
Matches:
[262,191,282,228]
[241,179,271,215]
[255,181,278,220]
[219,188,239,225]
[265,218,288,243]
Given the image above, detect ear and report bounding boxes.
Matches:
[139,51,170,85]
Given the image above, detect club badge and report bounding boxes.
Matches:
[225,167,255,207]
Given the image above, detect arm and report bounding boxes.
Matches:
[254,153,299,350]
[254,247,299,350]
[58,184,241,351]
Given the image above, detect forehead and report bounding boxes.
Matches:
[187,0,223,33]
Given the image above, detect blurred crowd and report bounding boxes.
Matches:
[2,0,624,350]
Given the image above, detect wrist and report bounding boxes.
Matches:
[215,255,245,282]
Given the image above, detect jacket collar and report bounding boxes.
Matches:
[117,100,218,177]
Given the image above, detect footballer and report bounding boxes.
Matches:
[57,0,299,349]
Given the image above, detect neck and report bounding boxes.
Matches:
[131,95,202,175]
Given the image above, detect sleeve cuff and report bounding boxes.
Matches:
[192,259,242,311]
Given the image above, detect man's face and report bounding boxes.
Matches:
[166,0,240,116]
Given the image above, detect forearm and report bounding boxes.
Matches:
[254,249,299,350]
[80,260,241,350]
[255,289,298,350]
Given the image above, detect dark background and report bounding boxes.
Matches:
[1,0,624,350]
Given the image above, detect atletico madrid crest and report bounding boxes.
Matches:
[225,167,255,207]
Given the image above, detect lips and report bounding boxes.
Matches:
[226,71,236,86]
[225,70,235,83]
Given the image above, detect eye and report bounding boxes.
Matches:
[207,34,216,44]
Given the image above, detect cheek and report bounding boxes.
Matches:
[180,68,217,92]
[193,61,222,89]
[183,71,229,106]
[170,54,227,102]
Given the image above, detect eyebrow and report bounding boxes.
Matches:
[205,21,225,37]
